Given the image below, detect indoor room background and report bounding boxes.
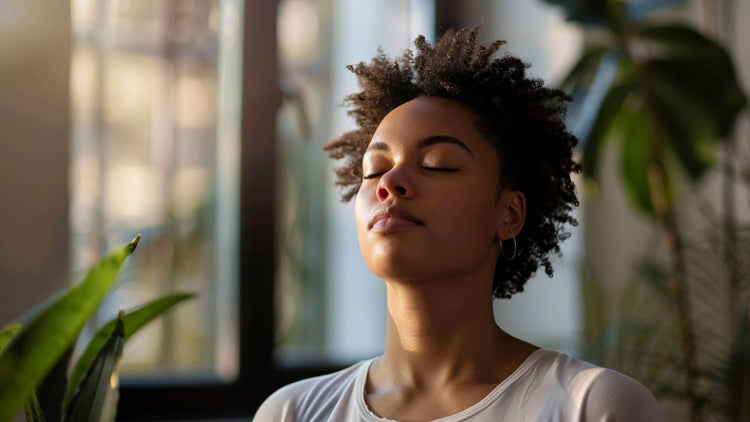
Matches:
[1,0,748,421]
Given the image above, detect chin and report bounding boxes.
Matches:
[364,248,423,279]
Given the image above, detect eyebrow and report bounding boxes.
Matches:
[366,135,473,156]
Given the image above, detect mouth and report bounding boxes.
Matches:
[368,206,424,232]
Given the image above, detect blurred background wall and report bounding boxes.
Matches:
[0,0,71,328]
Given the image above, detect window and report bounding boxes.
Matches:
[70,0,247,417]
[70,0,244,382]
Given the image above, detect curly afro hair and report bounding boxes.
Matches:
[323,27,580,299]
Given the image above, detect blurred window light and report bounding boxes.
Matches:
[176,75,217,129]
[70,0,241,381]
[278,0,320,65]
[274,0,436,367]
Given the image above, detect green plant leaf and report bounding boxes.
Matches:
[34,346,73,422]
[0,236,139,422]
[638,25,746,180]
[542,0,685,24]
[612,264,681,391]
[66,292,195,407]
[540,0,608,25]
[23,390,46,422]
[654,89,718,181]
[644,54,746,139]
[0,323,22,354]
[620,108,654,214]
[559,46,610,89]
[12,291,70,328]
[637,24,730,61]
[623,0,686,20]
[582,82,634,179]
[64,313,125,422]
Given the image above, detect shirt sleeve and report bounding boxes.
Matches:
[252,384,302,422]
[581,368,666,422]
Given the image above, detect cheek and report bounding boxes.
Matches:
[427,184,500,255]
[354,186,373,231]
[354,187,376,250]
[437,198,497,243]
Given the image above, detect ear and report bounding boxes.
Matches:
[496,189,526,241]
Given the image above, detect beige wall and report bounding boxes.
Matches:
[0,0,70,327]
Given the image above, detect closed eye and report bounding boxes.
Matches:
[422,167,458,172]
[364,167,457,179]
[363,172,385,180]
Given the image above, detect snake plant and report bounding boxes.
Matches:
[0,236,194,422]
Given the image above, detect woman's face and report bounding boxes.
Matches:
[354,96,516,283]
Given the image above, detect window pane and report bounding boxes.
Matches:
[70,0,241,381]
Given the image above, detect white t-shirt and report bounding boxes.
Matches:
[253,349,665,421]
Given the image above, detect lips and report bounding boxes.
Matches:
[368,206,424,231]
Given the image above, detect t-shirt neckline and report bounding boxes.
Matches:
[354,348,551,422]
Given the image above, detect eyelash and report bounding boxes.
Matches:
[423,167,458,172]
[362,167,458,180]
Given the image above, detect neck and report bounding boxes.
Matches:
[378,275,509,388]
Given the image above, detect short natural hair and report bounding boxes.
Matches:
[324,27,580,299]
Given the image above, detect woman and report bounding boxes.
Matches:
[255,28,664,421]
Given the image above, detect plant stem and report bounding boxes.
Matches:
[660,204,698,421]
[609,11,700,420]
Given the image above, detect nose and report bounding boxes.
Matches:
[376,165,414,202]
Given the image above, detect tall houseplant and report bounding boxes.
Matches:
[0,236,194,422]
[542,0,748,420]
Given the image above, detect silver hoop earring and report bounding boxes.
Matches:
[500,229,516,261]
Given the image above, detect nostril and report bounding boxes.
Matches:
[394,186,407,196]
[377,186,388,201]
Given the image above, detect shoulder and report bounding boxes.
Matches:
[579,366,665,421]
[536,350,665,422]
[252,359,371,422]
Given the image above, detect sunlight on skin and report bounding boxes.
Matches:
[353,97,536,419]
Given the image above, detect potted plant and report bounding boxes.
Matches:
[542,0,749,420]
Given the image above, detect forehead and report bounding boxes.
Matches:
[369,96,487,148]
